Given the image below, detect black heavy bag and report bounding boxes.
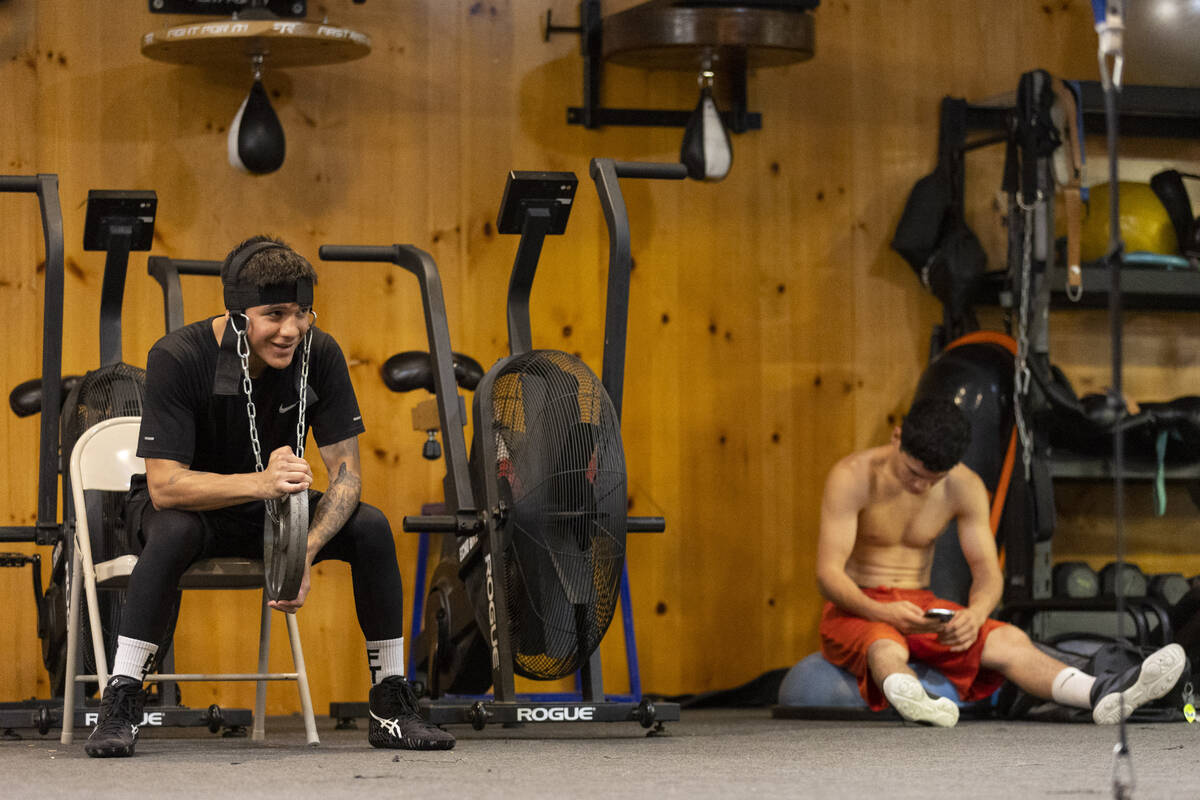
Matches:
[911,336,1014,605]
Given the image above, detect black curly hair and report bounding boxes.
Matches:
[899,397,971,472]
[221,235,317,288]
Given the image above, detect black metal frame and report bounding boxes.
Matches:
[950,74,1200,608]
[317,245,476,516]
[318,157,684,731]
[148,0,305,17]
[555,0,761,133]
[499,170,578,354]
[2,239,257,737]
[0,175,64,549]
[147,256,223,334]
[976,261,1200,312]
[0,176,68,736]
[965,81,1200,140]
[84,190,157,367]
[0,700,251,739]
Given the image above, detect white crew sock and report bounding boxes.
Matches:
[111,635,158,683]
[1051,666,1096,709]
[365,637,404,686]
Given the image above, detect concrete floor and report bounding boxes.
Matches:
[2,708,1198,799]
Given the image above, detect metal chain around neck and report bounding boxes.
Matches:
[232,312,316,522]
[294,312,315,460]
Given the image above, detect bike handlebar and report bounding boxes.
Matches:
[609,161,688,181]
[172,260,221,276]
[627,516,666,533]
[402,515,459,533]
[318,244,399,263]
[0,176,39,192]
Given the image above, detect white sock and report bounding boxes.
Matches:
[365,637,404,686]
[1051,666,1096,709]
[111,636,158,683]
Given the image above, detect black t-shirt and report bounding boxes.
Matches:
[137,317,365,474]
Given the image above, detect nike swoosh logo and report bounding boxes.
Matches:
[279,401,300,414]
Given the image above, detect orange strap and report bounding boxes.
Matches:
[944,330,1016,356]
[990,426,1018,536]
[1065,185,1083,293]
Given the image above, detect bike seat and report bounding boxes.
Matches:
[9,375,83,418]
[381,351,484,394]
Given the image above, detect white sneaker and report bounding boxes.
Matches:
[882,673,959,728]
[1092,643,1187,725]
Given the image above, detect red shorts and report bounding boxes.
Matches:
[819,587,1008,711]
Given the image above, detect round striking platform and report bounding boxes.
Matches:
[602,4,815,71]
[264,490,308,602]
[142,19,371,69]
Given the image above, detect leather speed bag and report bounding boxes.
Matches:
[680,86,732,182]
[228,80,286,175]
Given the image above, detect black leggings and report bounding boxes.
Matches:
[118,492,405,643]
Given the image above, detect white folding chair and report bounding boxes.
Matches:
[60,416,318,746]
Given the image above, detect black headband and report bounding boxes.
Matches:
[223,241,314,312]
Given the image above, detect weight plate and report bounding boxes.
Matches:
[264,492,308,601]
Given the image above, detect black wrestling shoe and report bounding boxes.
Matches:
[84,676,147,758]
[368,676,456,750]
[1091,643,1188,725]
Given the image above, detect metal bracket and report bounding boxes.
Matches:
[543,8,583,41]
[551,1,761,133]
[148,0,305,16]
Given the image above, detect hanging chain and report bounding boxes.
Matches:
[294,311,316,460]
[234,314,268,473]
[233,311,316,524]
[1013,197,1039,481]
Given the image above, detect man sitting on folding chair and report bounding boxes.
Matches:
[86,236,455,757]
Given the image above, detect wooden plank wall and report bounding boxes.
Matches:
[2,0,1195,714]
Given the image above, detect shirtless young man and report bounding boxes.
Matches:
[815,397,1186,727]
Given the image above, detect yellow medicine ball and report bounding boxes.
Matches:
[1080,182,1180,262]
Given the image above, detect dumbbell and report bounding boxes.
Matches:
[1147,572,1190,608]
[1052,561,1100,599]
[1099,562,1148,598]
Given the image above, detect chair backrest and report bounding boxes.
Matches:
[70,415,144,493]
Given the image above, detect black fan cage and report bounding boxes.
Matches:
[487,351,627,680]
[59,363,176,686]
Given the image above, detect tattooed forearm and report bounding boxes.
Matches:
[306,462,363,558]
